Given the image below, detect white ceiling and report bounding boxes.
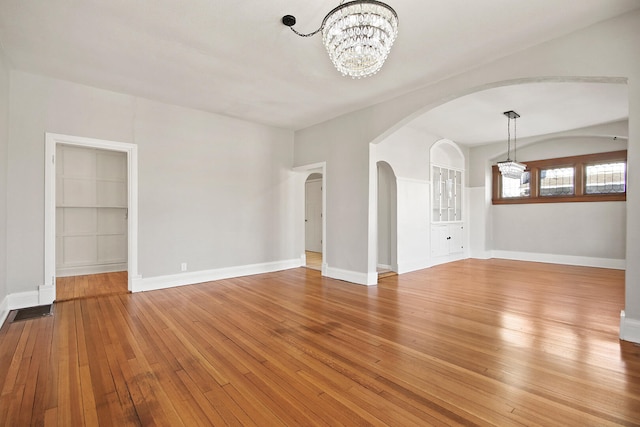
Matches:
[0,0,637,137]
[407,81,629,146]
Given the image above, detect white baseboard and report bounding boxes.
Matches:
[430,253,467,268]
[491,250,625,270]
[131,258,302,293]
[377,263,392,271]
[39,285,56,305]
[1,288,56,327]
[469,250,492,260]
[325,266,376,286]
[10,290,40,309]
[396,259,431,274]
[620,311,640,344]
[56,263,127,278]
[0,295,9,328]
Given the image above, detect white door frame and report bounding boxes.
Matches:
[43,133,139,302]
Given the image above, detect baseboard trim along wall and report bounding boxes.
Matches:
[56,263,127,278]
[396,259,431,275]
[491,250,625,270]
[0,296,9,328]
[131,258,302,293]
[0,290,41,327]
[620,311,640,344]
[325,265,376,286]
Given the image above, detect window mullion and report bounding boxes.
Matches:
[575,162,584,196]
[530,167,539,198]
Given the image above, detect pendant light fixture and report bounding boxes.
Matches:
[497,110,526,179]
[282,1,399,78]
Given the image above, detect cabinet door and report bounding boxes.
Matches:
[432,165,463,223]
[431,225,449,257]
[432,167,442,222]
[448,224,464,254]
[454,170,462,221]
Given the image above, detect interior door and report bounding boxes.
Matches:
[305,179,322,252]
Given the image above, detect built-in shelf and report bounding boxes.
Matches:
[432,165,462,223]
[56,145,128,277]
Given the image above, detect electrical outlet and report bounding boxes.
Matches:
[181,262,187,272]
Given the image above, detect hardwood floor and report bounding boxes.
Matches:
[1,259,639,426]
[55,271,128,301]
[305,250,322,271]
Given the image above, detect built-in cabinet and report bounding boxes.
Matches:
[430,164,464,260]
[56,145,128,277]
[430,139,466,264]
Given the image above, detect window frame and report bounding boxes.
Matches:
[492,150,627,205]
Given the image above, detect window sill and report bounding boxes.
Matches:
[492,194,626,205]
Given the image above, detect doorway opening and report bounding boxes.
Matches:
[44,133,138,303]
[377,161,397,279]
[305,173,323,271]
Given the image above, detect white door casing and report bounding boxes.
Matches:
[44,133,138,302]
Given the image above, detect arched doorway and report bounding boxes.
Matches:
[377,161,397,277]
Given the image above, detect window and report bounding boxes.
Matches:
[585,162,626,194]
[492,150,626,204]
[502,171,530,198]
[540,167,574,196]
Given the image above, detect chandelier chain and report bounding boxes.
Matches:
[288,26,323,38]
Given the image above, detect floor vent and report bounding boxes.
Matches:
[11,304,53,322]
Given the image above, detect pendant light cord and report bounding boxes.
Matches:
[506,116,512,161]
[513,116,517,162]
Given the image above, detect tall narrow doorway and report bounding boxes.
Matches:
[377,161,397,278]
[305,173,323,270]
[55,144,128,300]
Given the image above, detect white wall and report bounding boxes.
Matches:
[293,10,640,340]
[294,114,372,282]
[134,98,295,278]
[0,45,9,321]
[469,134,628,267]
[6,71,296,296]
[375,127,435,273]
[492,202,626,260]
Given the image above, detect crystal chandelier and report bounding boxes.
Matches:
[497,110,527,179]
[282,1,399,78]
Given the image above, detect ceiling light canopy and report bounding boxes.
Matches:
[283,1,399,79]
[497,110,527,179]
